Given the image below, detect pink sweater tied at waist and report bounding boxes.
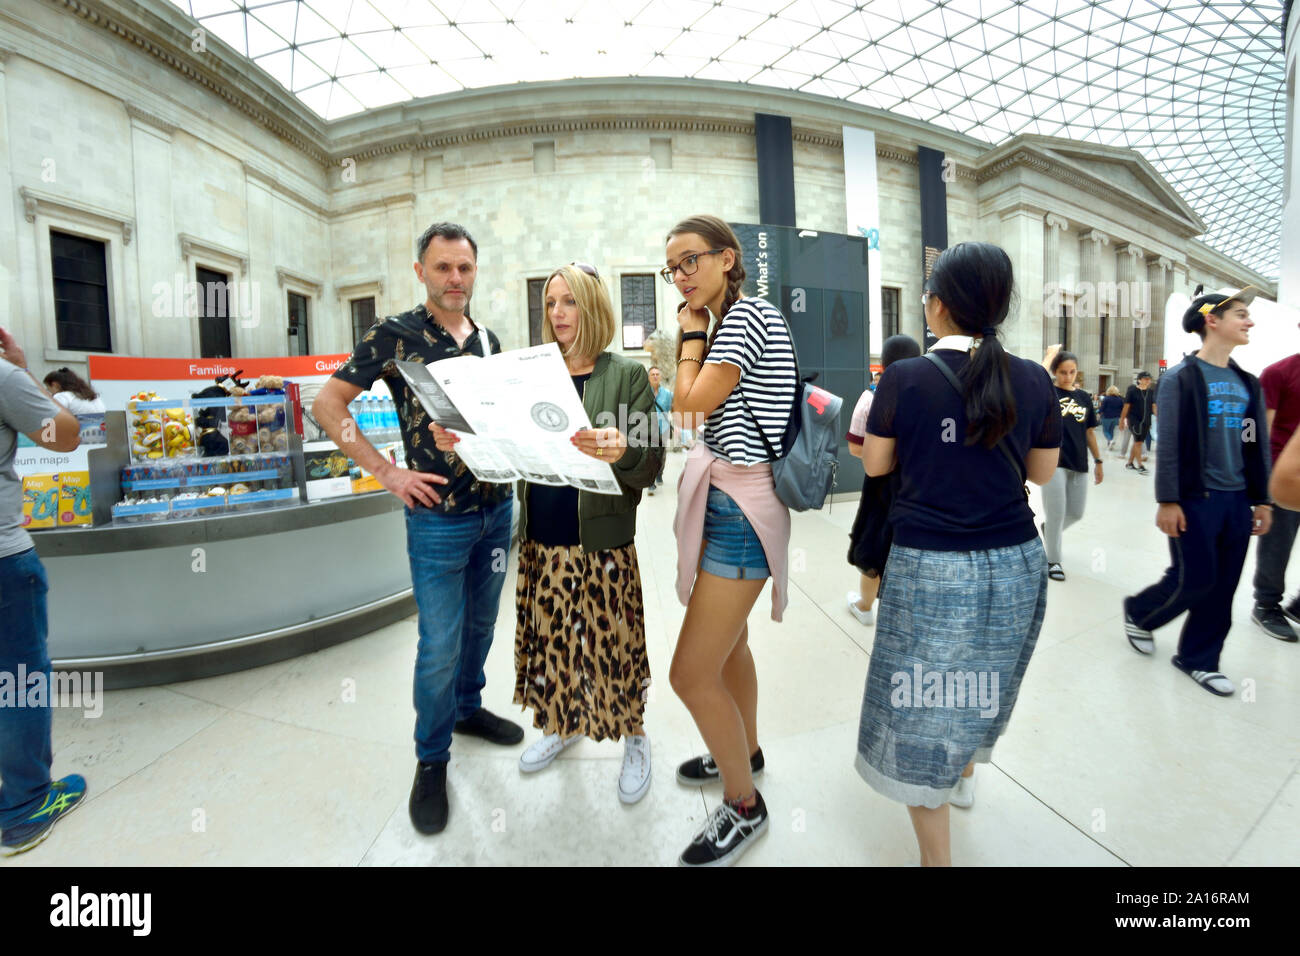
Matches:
[674,442,791,622]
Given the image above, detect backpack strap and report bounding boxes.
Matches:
[738,388,784,461]
[922,351,1027,488]
[735,300,803,460]
[477,327,491,357]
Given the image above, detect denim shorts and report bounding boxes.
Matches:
[701,487,770,580]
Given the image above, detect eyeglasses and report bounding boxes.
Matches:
[570,262,599,278]
[660,249,725,284]
[920,291,934,308]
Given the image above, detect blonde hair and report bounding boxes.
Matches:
[1106,385,1120,396]
[542,265,615,363]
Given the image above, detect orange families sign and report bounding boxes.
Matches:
[88,354,350,380]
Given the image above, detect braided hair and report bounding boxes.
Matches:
[666,215,746,354]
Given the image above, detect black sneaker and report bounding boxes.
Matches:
[1283,598,1300,627]
[409,761,449,834]
[454,707,524,745]
[678,791,769,867]
[1125,462,1137,471]
[677,747,765,785]
[1252,604,1299,643]
[1137,465,1149,474]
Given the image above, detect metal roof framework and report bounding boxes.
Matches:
[170,0,1288,277]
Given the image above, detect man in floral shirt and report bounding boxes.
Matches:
[313,222,521,837]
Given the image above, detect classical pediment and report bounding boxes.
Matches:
[978,134,1206,237]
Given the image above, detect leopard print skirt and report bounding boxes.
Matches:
[513,540,650,742]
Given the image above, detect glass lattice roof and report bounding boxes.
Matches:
[171,0,1288,278]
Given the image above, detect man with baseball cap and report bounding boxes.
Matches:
[1122,288,1272,696]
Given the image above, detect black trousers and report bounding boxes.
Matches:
[1252,504,1300,607]
[1127,490,1252,672]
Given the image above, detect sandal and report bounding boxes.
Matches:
[1048,563,1066,581]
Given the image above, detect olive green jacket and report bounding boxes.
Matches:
[516,351,665,552]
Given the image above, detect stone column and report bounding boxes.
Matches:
[0,48,31,350]
[1115,242,1144,383]
[1043,214,1068,353]
[1146,255,1172,374]
[127,106,176,357]
[1078,229,1110,390]
[999,204,1047,359]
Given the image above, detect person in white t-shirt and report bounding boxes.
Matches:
[42,368,106,416]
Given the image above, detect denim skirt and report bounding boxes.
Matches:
[855,539,1047,808]
[700,487,770,580]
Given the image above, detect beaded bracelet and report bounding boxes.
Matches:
[678,357,703,366]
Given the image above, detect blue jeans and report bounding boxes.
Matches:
[0,549,52,829]
[701,487,770,580]
[1101,417,1119,443]
[405,498,513,765]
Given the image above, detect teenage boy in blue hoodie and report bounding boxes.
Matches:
[1122,289,1273,696]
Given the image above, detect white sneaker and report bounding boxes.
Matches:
[950,771,975,809]
[618,734,652,804]
[519,733,582,773]
[847,591,874,625]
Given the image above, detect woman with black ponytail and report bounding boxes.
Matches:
[855,242,1062,866]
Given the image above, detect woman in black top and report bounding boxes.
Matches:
[856,242,1061,866]
[1041,350,1103,580]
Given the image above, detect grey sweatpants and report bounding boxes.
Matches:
[1042,467,1089,565]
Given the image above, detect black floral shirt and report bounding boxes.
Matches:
[333,304,512,514]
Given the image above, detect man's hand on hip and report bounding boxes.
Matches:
[376,461,448,508]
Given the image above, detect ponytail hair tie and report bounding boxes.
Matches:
[980,326,998,338]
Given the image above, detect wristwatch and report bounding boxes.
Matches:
[1094,457,1103,464]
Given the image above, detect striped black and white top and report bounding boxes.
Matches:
[702,297,798,465]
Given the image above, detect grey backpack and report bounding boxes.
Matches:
[740,319,843,512]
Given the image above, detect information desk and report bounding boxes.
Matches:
[34,492,414,688]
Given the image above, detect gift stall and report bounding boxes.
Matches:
[27,354,416,688]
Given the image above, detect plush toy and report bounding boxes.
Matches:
[250,374,285,395]
[197,428,229,457]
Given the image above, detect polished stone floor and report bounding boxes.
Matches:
[13,447,1299,866]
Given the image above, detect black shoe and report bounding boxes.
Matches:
[1125,462,1137,471]
[1048,563,1065,581]
[677,747,765,785]
[409,761,448,835]
[454,707,525,745]
[1137,465,1149,474]
[1283,598,1300,627]
[679,791,769,866]
[1252,604,1299,642]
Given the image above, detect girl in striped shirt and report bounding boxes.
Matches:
[664,215,797,867]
